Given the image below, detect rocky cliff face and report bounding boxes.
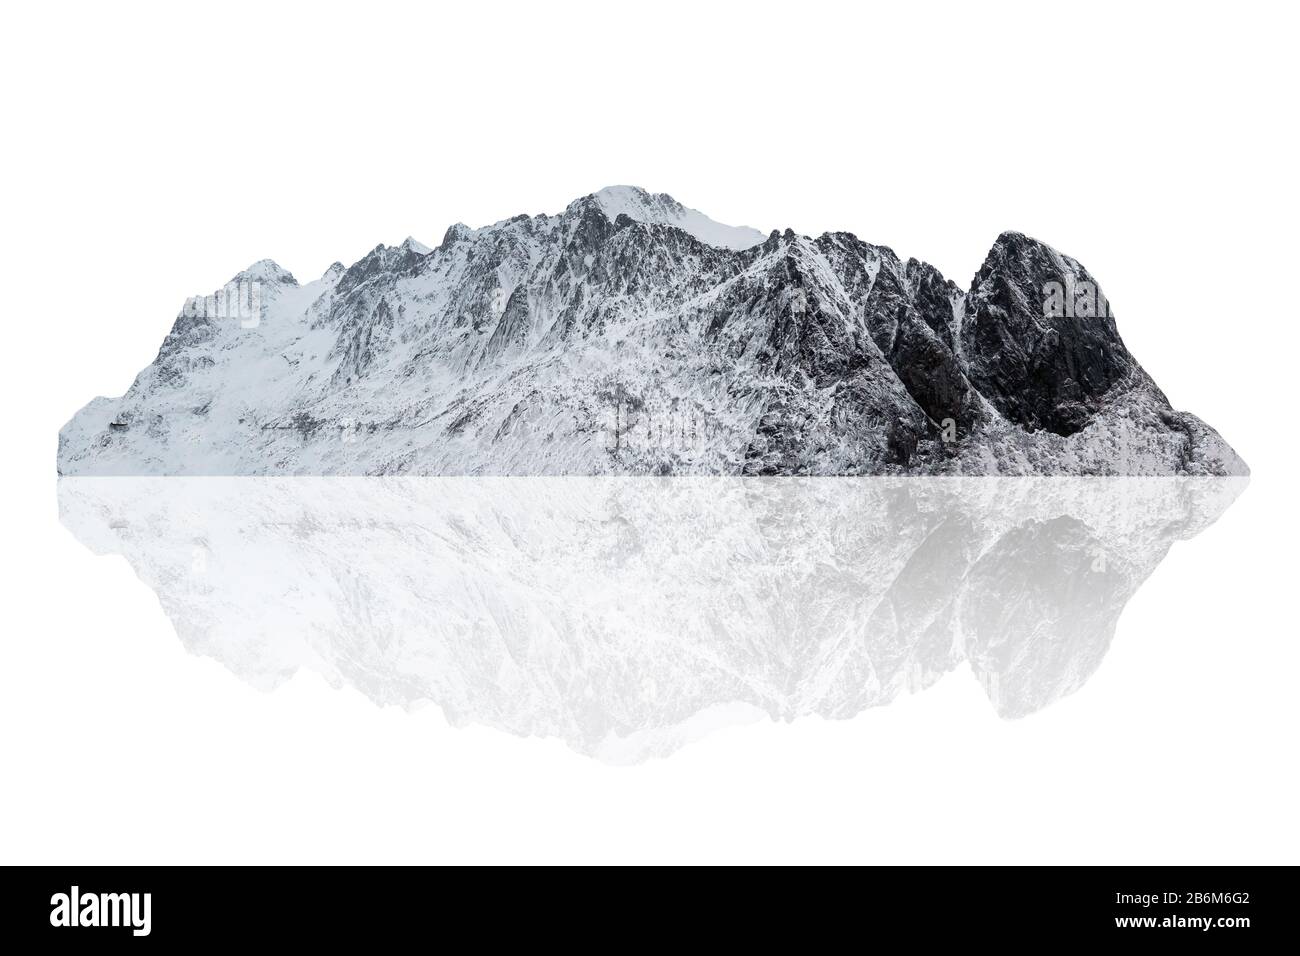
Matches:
[57,186,1246,475]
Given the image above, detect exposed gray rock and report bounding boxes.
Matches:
[58,187,1246,476]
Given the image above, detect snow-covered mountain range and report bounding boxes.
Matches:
[58,186,1246,475]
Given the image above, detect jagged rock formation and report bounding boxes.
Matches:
[58,186,1245,475]
[59,476,1245,762]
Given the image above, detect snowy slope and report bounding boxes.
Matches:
[57,187,1248,476]
[592,185,765,250]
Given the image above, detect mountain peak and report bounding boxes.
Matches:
[236,259,297,286]
[400,236,432,255]
[584,185,765,251]
[971,231,1070,291]
[442,222,473,247]
[591,185,678,215]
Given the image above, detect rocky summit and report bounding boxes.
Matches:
[58,186,1246,476]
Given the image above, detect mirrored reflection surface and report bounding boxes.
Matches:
[59,477,1245,763]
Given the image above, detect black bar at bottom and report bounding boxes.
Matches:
[2,865,1288,946]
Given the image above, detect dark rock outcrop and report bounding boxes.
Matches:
[57,188,1247,476]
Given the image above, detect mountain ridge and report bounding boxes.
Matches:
[57,187,1247,476]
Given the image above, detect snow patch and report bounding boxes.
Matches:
[592,185,765,250]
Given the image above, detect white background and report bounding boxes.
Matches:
[2,0,1297,863]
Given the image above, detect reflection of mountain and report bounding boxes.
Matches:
[59,477,1245,762]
